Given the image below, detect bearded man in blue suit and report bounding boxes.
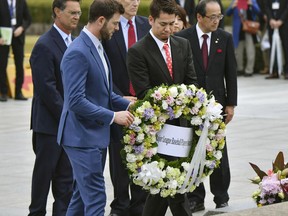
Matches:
[57,0,134,215]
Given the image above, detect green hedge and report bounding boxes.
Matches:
[27,0,232,26]
[27,0,151,25]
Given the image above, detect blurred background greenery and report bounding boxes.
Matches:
[25,0,232,52]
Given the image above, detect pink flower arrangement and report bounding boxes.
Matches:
[250,152,288,206]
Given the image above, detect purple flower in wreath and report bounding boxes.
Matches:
[207,160,216,169]
[185,89,194,97]
[144,108,155,121]
[196,91,205,103]
[129,124,141,132]
[134,145,144,154]
[167,106,175,120]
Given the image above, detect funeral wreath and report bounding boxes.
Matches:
[122,84,226,197]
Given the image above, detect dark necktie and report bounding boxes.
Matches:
[128,20,136,96]
[202,34,208,71]
[163,43,173,79]
[9,0,14,18]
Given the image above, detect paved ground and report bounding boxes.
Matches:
[0,73,288,216]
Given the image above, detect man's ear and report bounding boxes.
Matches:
[54,7,62,18]
[97,16,106,27]
[148,15,154,26]
[196,13,202,23]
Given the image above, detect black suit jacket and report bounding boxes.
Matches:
[0,0,31,42]
[176,26,237,107]
[30,26,67,135]
[175,0,196,25]
[264,0,288,21]
[103,16,150,96]
[127,33,198,99]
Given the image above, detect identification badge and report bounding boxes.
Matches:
[11,18,16,26]
[272,2,280,10]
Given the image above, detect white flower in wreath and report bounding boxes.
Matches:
[168,86,178,97]
[136,133,145,143]
[181,162,190,171]
[214,150,222,160]
[206,101,223,121]
[158,86,168,95]
[162,100,168,110]
[191,116,203,125]
[166,179,179,189]
[126,153,137,163]
[124,145,133,153]
[136,161,165,185]
[134,116,142,125]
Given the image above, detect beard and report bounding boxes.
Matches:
[100,21,111,40]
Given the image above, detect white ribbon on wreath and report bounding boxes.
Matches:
[179,99,223,193]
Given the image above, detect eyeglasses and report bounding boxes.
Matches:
[65,11,82,17]
[204,14,224,21]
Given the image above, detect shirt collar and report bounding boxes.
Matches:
[196,23,212,40]
[53,23,71,42]
[82,26,102,50]
[149,29,171,51]
[120,15,136,29]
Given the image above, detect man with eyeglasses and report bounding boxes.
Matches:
[176,0,237,213]
[28,0,81,215]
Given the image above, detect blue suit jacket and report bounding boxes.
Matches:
[102,16,150,96]
[30,26,67,135]
[57,31,130,148]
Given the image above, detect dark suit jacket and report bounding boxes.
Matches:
[127,33,198,99]
[103,16,150,96]
[175,26,237,107]
[264,0,288,22]
[30,26,67,135]
[0,0,31,42]
[175,0,196,25]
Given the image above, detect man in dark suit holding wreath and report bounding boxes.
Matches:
[176,0,237,212]
[127,0,197,215]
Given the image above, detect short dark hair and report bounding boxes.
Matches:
[195,0,219,17]
[88,0,125,23]
[52,0,81,19]
[149,0,178,19]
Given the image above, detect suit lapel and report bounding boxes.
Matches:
[146,34,173,82]
[135,16,149,39]
[50,27,67,54]
[80,31,109,90]
[113,23,127,64]
[170,36,181,83]
[207,31,220,72]
[190,27,205,72]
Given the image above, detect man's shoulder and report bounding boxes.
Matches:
[135,15,149,22]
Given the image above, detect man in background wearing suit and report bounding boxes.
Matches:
[102,0,150,215]
[28,1,81,215]
[57,0,134,215]
[0,0,31,101]
[264,0,288,79]
[175,0,196,25]
[127,0,197,215]
[176,0,237,212]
